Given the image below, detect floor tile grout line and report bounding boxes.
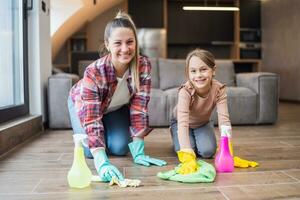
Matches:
[1,181,300,196]
[281,170,300,182]
[56,153,64,161]
[120,168,300,175]
[0,186,219,195]
[234,170,282,175]
[232,136,300,140]
[30,179,42,193]
[228,169,300,175]
[1,168,300,176]
[2,167,300,177]
[217,187,230,200]
[279,141,295,147]
[1,160,66,163]
[217,180,300,189]
[123,167,126,178]
[2,168,300,180]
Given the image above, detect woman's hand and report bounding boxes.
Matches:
[92,148,124,182]
[129,139,167,167]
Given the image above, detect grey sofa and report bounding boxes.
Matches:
[148,58,279,126]
[48,73,79,128]
[48,58,279,129]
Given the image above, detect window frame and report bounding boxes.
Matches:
[0,0,29,123]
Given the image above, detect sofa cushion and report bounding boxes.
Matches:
[48,73,80,128]
[227,87,257,124]
[158,58,186,90]
[52,73,80,84]
[148,88,168,126]
[215,60,236,86]
[236,72,279,124]
[148,57,159,88]
[212,86,257,125]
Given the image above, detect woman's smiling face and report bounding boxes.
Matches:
[106,27,136,69]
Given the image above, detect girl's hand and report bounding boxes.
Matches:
[176,148,198,174]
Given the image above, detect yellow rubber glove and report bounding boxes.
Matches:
[234,156,259,168]
[176,149,199,174]
[229,139,233,156]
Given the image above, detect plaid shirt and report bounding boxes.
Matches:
[69,54,152,148]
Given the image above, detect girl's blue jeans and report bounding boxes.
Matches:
[68,97,132,158]
[170,119,217,158]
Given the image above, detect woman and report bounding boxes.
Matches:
[68,11,166,182]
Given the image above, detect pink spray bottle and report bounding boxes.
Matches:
[215,136,234,173]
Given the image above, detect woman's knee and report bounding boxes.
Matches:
[107,132,131,156]
[108,142,130,156]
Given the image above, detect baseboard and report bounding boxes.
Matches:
[280,99,300,104]
[0,115,43,156]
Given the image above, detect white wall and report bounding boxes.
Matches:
[50,0,83,36]
[51,0,125,59]
[28,0,52,121]
[261,0,300,101]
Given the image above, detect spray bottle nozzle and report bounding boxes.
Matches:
[73,134,89,148]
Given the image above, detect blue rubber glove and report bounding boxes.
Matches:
[93,149,124,182]
[128,139,167,167]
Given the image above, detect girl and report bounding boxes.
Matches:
[68,11,166,182]
[170,49,232,174]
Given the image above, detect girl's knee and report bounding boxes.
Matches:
[173,144,180,153]
[197,148,216,159]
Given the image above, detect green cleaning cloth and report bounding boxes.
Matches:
[157,160,216,183]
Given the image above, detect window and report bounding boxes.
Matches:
[0,0,29,123]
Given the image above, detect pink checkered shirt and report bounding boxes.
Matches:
[69,54,152,148]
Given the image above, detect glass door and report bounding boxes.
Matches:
[0,0,29,123]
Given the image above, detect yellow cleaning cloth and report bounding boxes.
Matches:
[109,177,141,188]
[234,156,259,168]
[91,175,141,188]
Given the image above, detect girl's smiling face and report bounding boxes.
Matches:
[188,56,216,94]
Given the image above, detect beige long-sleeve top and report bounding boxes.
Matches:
[174,80,231,147]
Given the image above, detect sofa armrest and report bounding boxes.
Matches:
[48,73,79,129]
[236,72,279,124]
